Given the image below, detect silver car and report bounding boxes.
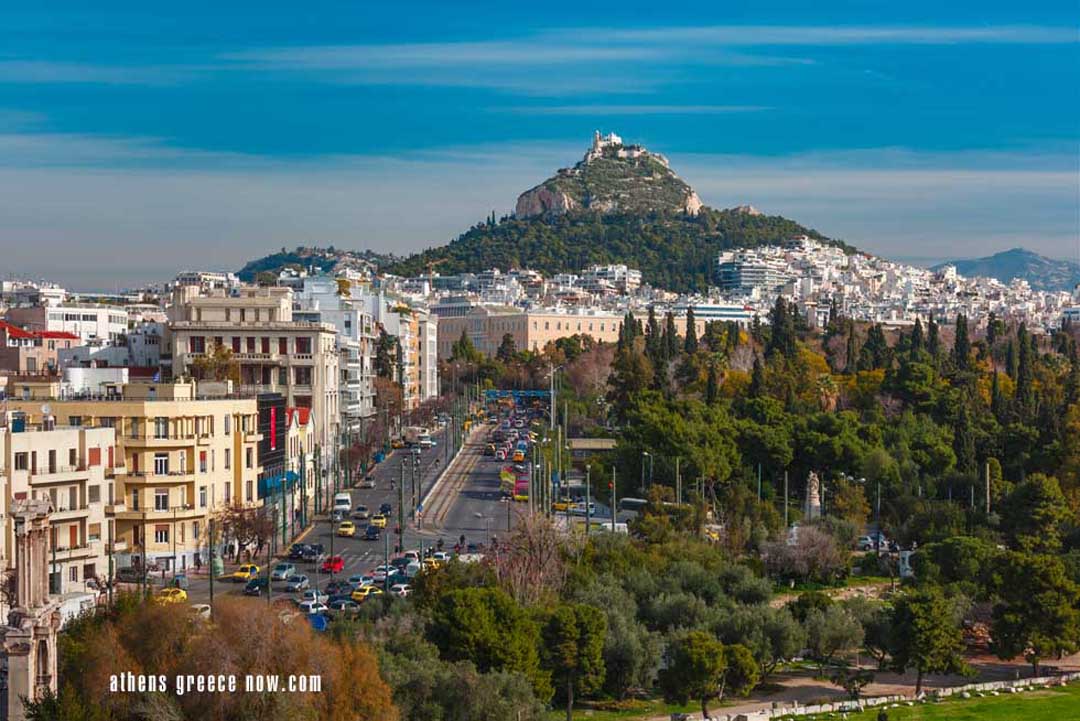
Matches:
[284,574,310,592]
[271,563,296,581]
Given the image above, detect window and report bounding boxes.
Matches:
[88,447,101,467]
[189,336,206,354]
[83,563,96,580]
[193,521,200,540]
[199,486,207,508]
[88,485,100,503]
[224,415,231,435]
[154,526,169,544]
[154,417,168,439]
[296,337,312,354]
[154,453,168,475]
[279,337,288,354]
[278,367,288,385]
[69,448,77,467]
[245,448,253,469]
[130,489,139,510]
[545,322,549,330]
[224,449,231,469]
[245,480,253,502]
[294,367,312,385]
[69,416,82,427]
[246,337,255,353]
[261,337,270,354]
[224,484,231,503]
[14,453,27,471]
[155,488,169,511]
[231,337,241,353]
[199,451,207,473]
[88,523,101,542]
[69,567,79,582]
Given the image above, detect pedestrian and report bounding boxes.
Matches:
[194,554,202,573]
[877,708,888,721]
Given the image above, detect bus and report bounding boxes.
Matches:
[618,497,649,515]
[513,465,531,502]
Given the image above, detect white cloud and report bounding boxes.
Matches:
[0,60,192,85]
[498,104,772,115]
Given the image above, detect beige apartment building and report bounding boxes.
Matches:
[437,306,626,360]
[0,422,115,596]
[8,381,261,573]
[167,285,339,462]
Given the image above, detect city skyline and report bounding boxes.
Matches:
[0,1,1077,289]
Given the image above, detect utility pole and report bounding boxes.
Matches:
[784,470,789,528]
[675,457,681,505]
[208,518,215,619]
[585,466,591,536]
[985,461,991,514]
[398,460,406,554]
[610,467,617,533]
[383,525,390,593]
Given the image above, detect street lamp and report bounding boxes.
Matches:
[640,451,651,494]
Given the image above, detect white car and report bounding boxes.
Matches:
[299,589,329,604]
[352,505,370,520]
[358,475,377,489]
[432,551,452,562]
[371,565,393,581]
[390,583,412,598]
[569,502,597,517]
[298,601,328,615]
[348,574,374,587]
[190,604,211,620]
[418,437,436,448]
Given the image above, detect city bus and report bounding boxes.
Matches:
[618,497,649,515]
[513,466,531,502]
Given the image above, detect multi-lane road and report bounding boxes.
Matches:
[191,423,513,604]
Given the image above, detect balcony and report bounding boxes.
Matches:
[127,433,198,448]
[30,465,89,483]
[119,470,197,485]
[52,503,91,520]
[105,502,127,514]
[49,541,101,561]
[234,352,283,364]
[110,504,205,522]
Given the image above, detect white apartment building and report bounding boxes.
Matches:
[295,277,378,432]
[358,291,438,408]
[6,304,129,345]
[166,285,340,462]
[580,264,643,295]
[0,420,115,597]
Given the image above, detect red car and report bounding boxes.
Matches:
[320,555,344,574]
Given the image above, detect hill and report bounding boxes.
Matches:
[933,248,1080,293]
[237,246,400,282]
[387,131,851,292]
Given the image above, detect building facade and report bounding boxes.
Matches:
[0,422,115,596]
[5,304,128,345]
[8,382,261,573]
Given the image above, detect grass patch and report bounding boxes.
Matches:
[781,682,1080,721]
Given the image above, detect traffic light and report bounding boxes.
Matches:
[608,482,614,490]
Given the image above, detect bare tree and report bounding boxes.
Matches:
[491,514,574,607]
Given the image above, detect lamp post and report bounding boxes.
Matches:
[640,451,651,494]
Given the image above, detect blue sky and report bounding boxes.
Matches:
[0,1,1077,289]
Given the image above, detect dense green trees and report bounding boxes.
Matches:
[888,589,970,695]
[658,631,758,718]
[542,604,607,721]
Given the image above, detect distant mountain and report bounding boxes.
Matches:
[933,248,1080,293]
[237,246,400,282]
[386,132,854,293]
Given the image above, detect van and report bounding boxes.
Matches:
[333,493,352,511]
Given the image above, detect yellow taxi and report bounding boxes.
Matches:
[421,558,441,572]
[511,450,525,463]
[370,514,388,529]
[229,564,260,582]
[351,585,384,602]
[337,520,357,538]
[390,439,405,449]
[552,499,571,512]
[154,588,188,604]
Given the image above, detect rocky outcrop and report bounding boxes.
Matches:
[514,184,579,218]
[730,204,763,216]
[514,131,703,219]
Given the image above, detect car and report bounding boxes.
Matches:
[358,475,377,489]
[298,600,328,615]
[466,543,479,554]
[333,492,352,512]
[243,578,270,596]
[321,556,345,574]
[371,565,394,581]
[301,544,325,563]
[514,419,525,428]
[299,589,330,604]
[418,437,436,448]
[409,447,422,457]
[432,551,452,563]
[484,443,496,456]
[403,550,421,562]
[569,502,597,517]
[330,509,346,523]
[421,558,441,573]
[390,556,411,570]
[363,525,381,541]
[857,533,889,551]
[552,499,570,512]
[337,520,357,537]
[347,574,375,587]
[351,585,384,602]
[370,514,388,529]
[390,583,412,598]
[390,438,405,449]
[328,599,361,614]
[115,567,142,583]
[511,450,526,463]
[325,580,353,596]
[287,544,308,560]
[495,449,506,461]
[190,603,212,620]
[228,564,260,582]
[352,505,370,520]
[271,562,296,581]
[154,588,188,604]
[284,574,310,592]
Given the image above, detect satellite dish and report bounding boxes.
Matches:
[41,403,52,416]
